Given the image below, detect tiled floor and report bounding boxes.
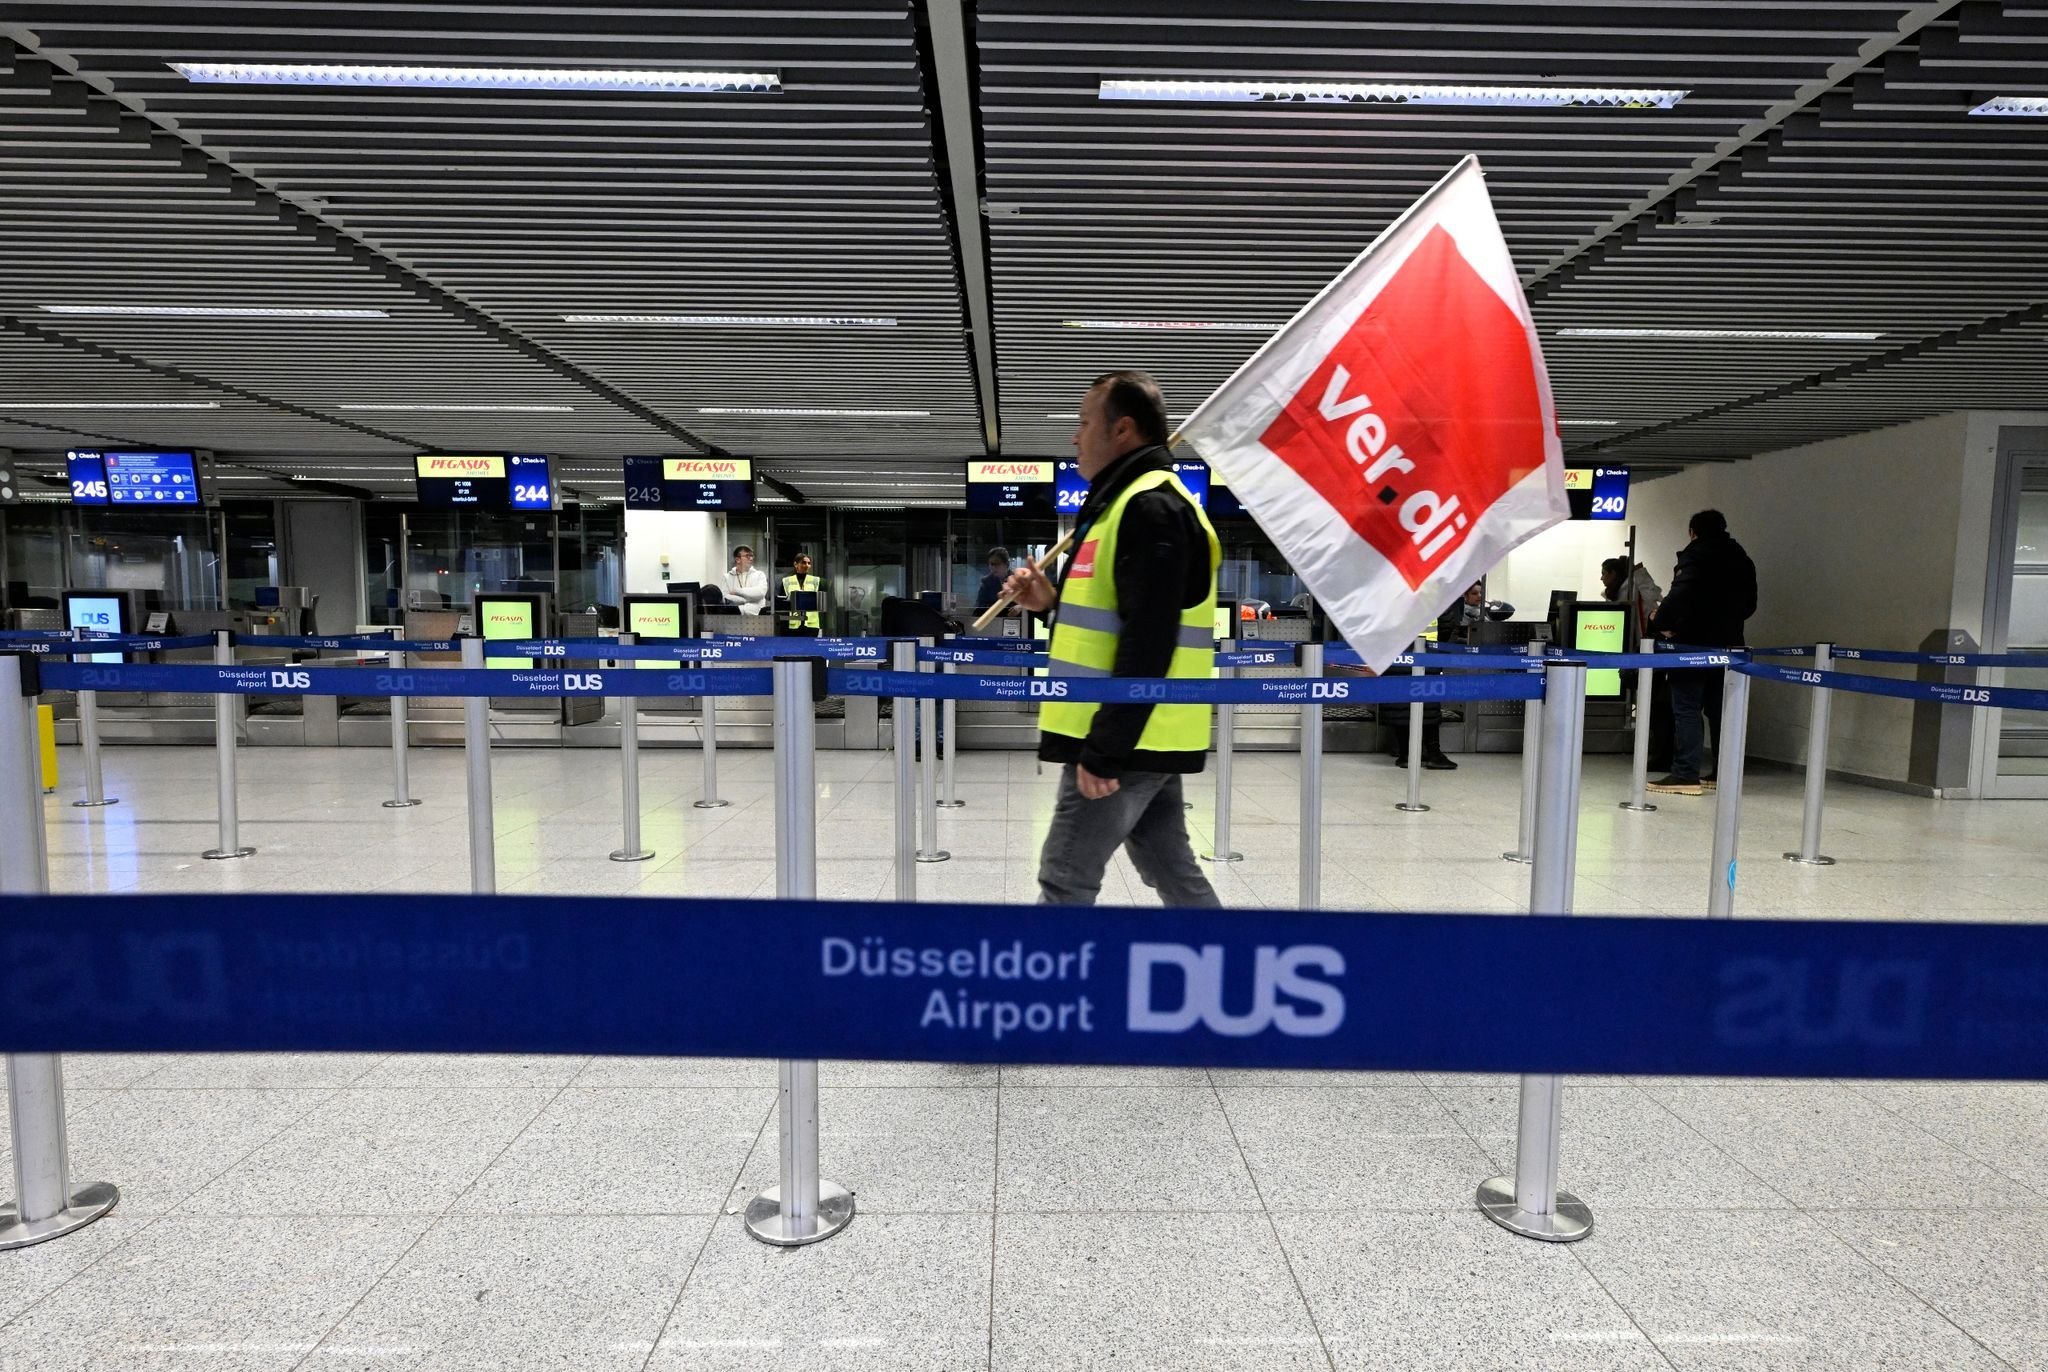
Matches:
[4,741,2044,1370]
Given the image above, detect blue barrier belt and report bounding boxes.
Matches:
[702,634,891,659]
[1748,646,1816,658]
[233,634,450,653]
[38,662,775,699]
[831,669,1542,705]
[493,637,887,662]
[1573,650,1741,671]
[1213,648,1291,668]
[1739,661,2048,712]
[12,634,218,657]
[1830,647,2048,669]
[917,646,1050,668]
[1,893,2041,1078]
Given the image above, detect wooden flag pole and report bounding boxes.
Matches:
[968,528,1075,633]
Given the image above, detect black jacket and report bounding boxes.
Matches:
[1651,532,1757,648]
[1040,445,1212,778]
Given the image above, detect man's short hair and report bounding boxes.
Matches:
[1090,369,1171,447]
[733,545,753,558]
[987,546,1010,564]
[1689,509,1728,538]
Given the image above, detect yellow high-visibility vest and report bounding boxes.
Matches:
[1040,468,1219,753]
[781,574,822,630]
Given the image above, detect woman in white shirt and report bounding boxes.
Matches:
[723,545,769,615]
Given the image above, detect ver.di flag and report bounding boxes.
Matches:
[1177,155,1568,673]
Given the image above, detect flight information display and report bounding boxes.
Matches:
[965,459,1055,514]
[1565,466,1629,521]
[1209,476,1251,519]
[624,457,756,511]
[68,450,203,507]
[414,454,553,509]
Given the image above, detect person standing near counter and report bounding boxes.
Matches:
[781,552,823,637]
[723,545,768,615]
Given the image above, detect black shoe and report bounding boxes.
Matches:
[1647,774,1704,796]
[1392,754,1408,768]
[1422,753,1458,771]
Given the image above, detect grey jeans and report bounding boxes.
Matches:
[1037,765,1223,907]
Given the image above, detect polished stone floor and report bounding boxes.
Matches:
[4,740,2044,1371]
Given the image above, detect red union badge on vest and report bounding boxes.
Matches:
[1068,540,1100,580]
[1176,157,1568,673]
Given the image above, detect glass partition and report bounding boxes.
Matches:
[65,508,220,613]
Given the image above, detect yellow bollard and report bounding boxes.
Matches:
[37,703,58,792]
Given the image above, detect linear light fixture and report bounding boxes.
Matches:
[1044,412,1189,421]
[43,304,390,319]
[698,407,931,417]
[1557,327,1882,341]
[336,403,574,412]
[1970,96,2048,117]
[563,314,895,327]
[170,62,780,94]
[1556,419,1619,427]
[1099,79,1687,110]
[0,401,221,410]
[1060,319,1278,333]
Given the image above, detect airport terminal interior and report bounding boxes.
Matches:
[1,1,2047,1368]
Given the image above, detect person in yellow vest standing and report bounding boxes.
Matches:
[1002,370,1223,907]
[781,552,823,637]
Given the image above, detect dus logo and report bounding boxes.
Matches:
[7,931,228,1023]
[663,672,711,692]
[1963,688,1990,703]
[1714,956,1928,1048]
[1308,682,1351,700]
[1127,943,1345,1037]
[269,670,312,689]
[1027,680,1069,698]
[563,673,603,691]
[700,647,726,659]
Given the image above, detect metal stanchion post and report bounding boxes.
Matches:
[610,634,652,862]
[1707,666,1753,917]
[1503,640,1545,863]
[382,627,420,809]
[1619,636,1657,813]
[1785,643,1836,866]
[746,657,854,1247]
[1203,641,1243,864]
[0,653,120,1250]
[693,651,730,809]
[461,636,496,895]
[891,640,917,899]
[1396,635,1429,813]
[937,654,964,809]
[916,640,948,864]
[1479,660,1591,1244]
[1299,641,1324,909]
[201,629,254,859]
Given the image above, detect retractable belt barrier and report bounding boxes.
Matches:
[490,636,887,662]
[1740,661,2048,712]
[917,645,1049,669]
[233,634,459,654]
[37,661,776,699]
[1,894,2041,1080]
[828,669,1543,707]
[3,634,215,657]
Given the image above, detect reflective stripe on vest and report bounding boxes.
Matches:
[1041,468,1220,753]
[781,574,821,629]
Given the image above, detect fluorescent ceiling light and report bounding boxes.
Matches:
[44,304,389,320]
[0,401,220,410]
[337,403,574,413]
[1099,79,1687,110]
[1557,419,1619,427]
[170,62,779,94]
[1060,319,1278,333]
[1969,96,2048,117]
[1045,412,1188,421]
[1557,327,1882,341]
[698,407,931,417]
[564,314,895,327]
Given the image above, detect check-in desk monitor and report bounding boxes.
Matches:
[623,594,691,673]
[63,590,131,664]
[1570,600,1629,699]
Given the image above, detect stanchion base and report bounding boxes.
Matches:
[1783,852,1837,866]
[915,850,951,864]
[0,1181,119,1251]
[1395,803,1431,813]
[609,849,655,863]
[1476,1177,1593,1243]
[1501,851,1533,865]
[1201,851,1244,864]
[692,799,732,810]
[201,846,256,861]
[937,799,966,809]
[72,798,119,809]
[382,799,422,809]
[1619,801,1659,813]
[743,1181,855,1247]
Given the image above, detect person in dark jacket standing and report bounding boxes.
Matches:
[1648,510,1758,795]
[1001,370,1223,907]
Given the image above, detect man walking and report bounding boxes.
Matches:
[1649,510,1758,795]
[1001,370,1223,907]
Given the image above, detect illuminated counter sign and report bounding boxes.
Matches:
[967,459,1055,514]
[416,454,509,508]
[476,594,540,670]
[508,454,555,511]
[96,451,202,506]
[623,594,688,670]
[1564,466,1629,521]
[624,456,755,510]
[66,451,110,505]
[1054,457,1211,514]
[1573,603,1628,698]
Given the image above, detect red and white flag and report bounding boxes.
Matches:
[1178,156,1567,672]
